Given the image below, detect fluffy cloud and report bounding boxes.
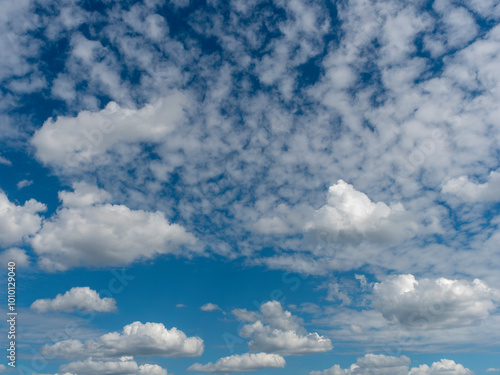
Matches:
[236,301,332,356]
[31,91,191,169]
[310,355,472,375]
[442,171,500,202]
[254,180,418,246]
[187,352,285,373]
[30,287,117,313]
[304,180,418,245]
[59,356,168,375]
[408,359,473,375]
[311,354,410,375]
[31,183,198,271]
[200,303,221,312]
[0,247,29,267]
[372,274,499,329]
[41,321,204,359]
[0,190,46,247]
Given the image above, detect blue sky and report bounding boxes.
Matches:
[1,0,500,374]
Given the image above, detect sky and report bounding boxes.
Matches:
[0,0,499,374]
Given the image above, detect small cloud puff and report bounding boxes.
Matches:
[31,287,117,313]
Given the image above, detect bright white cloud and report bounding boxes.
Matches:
[0,190,46,247]
[311,355,473,375]
[31,183,198,271]
[442,171,500,202]
[408,359,473,375]
[0,247,29,267]
[188,352,285,373]
[31,287,117,313]
[59,357,168,375]
[236,301,332,356]
[41,321,204,359]
[304,180,418,245]
[372,274,499,329]
[254,180,419,246]
[31,91,191,169]
[200,303,221,312]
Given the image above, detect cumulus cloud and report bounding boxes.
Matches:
[188,352,285,373]
[0,247,29,267]
[31,183,198,271]
[236,301,332,356]
[310,355,472,375]
[59,356,168,375]
[408,359,473,375]
[442,171,500,202]
[200,303,221,312]
[30,287,117,313]
[254,180,419,245]
[372,274,499,329]
[0,190,46,247]
[31,91,191,169]
[41,321,204,359]
[305,180,419,245]
[311,354,410,375]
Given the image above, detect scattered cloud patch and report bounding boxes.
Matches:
[310,355,473,375]
[442,171,500,202]
[201,303,222,312]
[17,179,33,189]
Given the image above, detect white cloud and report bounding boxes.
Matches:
[41,321,204,359]
[442,171,500,202]
[408,359,473,375]
[31,287,117,313]
[201,303,221,312]
[0,247,29,267]
[236,301,332,356]
[254,180,419,246]
[0,155,11,165]
[59,357,168,375]
[304,180,418,245]
[31,91,191,169]
[188,352,285,373]
[17,179,33,189]
[311,355,473,375]
[372,274,499,329]
[487,369,500,372]
[0,190,46,247]
[31,183,198,271]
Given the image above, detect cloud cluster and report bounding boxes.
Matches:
[188,352,285,373]
[442,170,500,202]
[31,183,198,271]
[58,356,168,375]
[0,190,45,247]
[41,321,204,359]
[235,300,333,356]
[372,274,499,329]
[30,287,117,313]
[310,355,473,375]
